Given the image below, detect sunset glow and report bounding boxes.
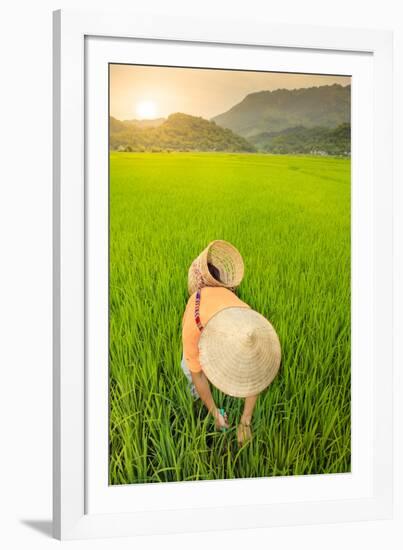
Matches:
[135,100,158,120]
[110,64,351,122]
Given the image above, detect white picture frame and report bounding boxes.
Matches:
[53,9,393,540]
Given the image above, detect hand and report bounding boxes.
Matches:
[214,408,229,431]
[237,421,252,446]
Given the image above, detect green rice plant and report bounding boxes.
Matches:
[109,152,351,485]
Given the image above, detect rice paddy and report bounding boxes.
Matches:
[109,151,351,485]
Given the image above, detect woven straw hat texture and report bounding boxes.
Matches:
[199,306,281,398]
[187,240,244,295]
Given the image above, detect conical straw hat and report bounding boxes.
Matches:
[199,307,281,398]
[188,240,244,295]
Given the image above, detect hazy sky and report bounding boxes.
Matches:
[110,64,351,121]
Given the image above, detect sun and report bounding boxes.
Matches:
[135,100,157,120]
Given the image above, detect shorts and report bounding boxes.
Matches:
[181,353,200,400]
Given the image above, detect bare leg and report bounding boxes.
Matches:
[237,393,259,446]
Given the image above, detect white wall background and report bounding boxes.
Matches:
[0,1,401,548]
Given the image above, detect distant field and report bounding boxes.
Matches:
[109,152,351,485]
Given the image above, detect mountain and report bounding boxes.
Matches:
[109,117,165,133]
[212,84,351,138]
[110,112,256,152]
[121,118,165,128]
[110,116,129,133]
[249,123,351,155]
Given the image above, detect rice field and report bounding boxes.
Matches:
[109,151,351,485]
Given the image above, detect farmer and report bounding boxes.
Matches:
[181,240,281,446]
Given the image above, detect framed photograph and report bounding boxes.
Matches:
[53,9,394,540]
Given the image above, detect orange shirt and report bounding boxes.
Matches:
[182,286,250,373]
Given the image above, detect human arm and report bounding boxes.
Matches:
[182,300,228,429]
[191,370,229,429]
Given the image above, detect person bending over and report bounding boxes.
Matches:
[181,279,281,446]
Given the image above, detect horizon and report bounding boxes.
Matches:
[109,65,351,121]
[111,83,351,124]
